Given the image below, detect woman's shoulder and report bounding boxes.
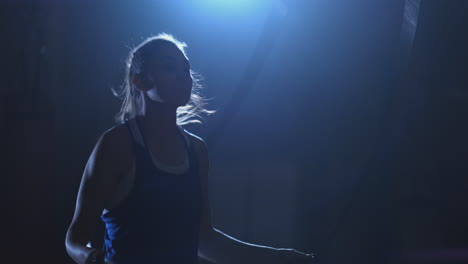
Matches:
[180,128,207,154]
[101,121,131,147]
[103,120,128,136]
[97,121,134,172]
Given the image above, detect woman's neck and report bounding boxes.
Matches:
[139,100,179,137]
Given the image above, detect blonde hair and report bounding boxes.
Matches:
[112,33,215,125]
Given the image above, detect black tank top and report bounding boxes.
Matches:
[100,117,203,263]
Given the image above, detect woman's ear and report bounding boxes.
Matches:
[131,74,152,92]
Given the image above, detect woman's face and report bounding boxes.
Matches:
[146,44,193,106]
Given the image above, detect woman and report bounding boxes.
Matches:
[65,33,315,264]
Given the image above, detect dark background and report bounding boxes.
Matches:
[1,0,468,263]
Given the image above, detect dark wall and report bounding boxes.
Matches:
[1,1,468,263]
[388,1,468,263]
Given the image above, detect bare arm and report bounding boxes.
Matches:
[65,128,128,264]
[193,136,314,264]
[202,228,284,264]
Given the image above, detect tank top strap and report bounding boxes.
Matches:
[123,118,142,156]
[180,128,199,175]
[178,126,191,148]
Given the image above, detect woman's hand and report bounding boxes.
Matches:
[274,248,316,264]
